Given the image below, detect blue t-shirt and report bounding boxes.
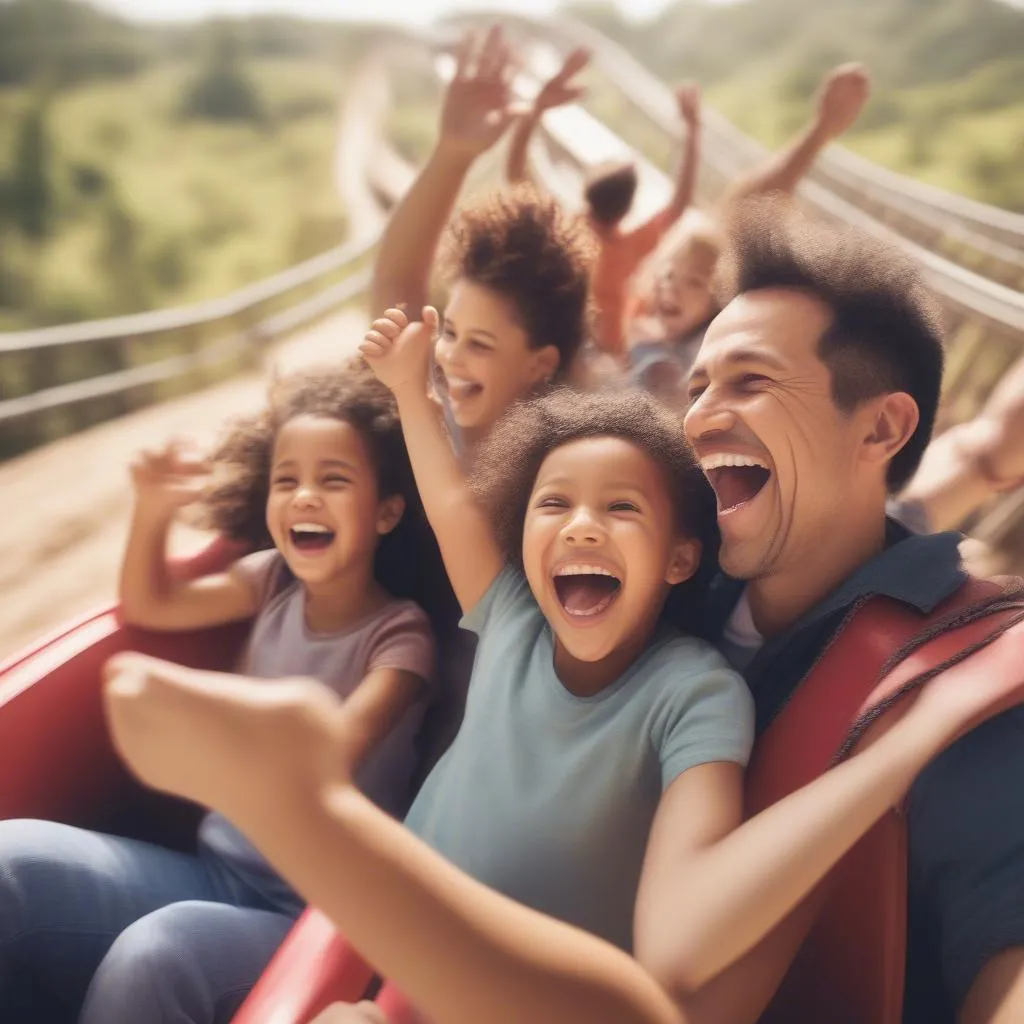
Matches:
[404,567,754,952]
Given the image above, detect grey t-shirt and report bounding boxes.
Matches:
[404,567,754,951]
[199,550,436,911]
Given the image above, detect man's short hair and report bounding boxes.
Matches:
[717,198,945,491]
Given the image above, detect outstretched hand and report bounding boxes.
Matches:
[533,46,590,113]
[103,652,351,814]
[815,63,870,140]
[360,306,438,396]
[129,440,210,517]
[439,26,523,158]
[674,82,701,130]
[906,618,1024,749]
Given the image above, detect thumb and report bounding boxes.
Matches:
[421,305,440,334]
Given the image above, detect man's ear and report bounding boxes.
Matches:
[376,495,406,536]
[861,391,919,471]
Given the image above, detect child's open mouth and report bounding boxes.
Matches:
[700,454,771,514]
[289,522,335,552]
[553,564,622,619]
[445,375,484,403]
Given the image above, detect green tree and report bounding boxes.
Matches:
[9,96,55,241]
[180,22,265,123]
[98,189,149,312]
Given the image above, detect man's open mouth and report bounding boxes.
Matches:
[700,454,771,514]
[553,564,622,618]
[289,522,335,552]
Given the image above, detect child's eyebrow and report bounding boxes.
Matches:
[534,475,647,496]
[443,318,498,340]
[271,457,357,471]
[602,483,648,495]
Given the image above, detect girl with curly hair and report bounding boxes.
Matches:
[0,362,447,1024]
[371,26,593,453]
[350,305,752,1017]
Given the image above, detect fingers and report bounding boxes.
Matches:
[675,81,701,120]
[475,24,508,82]
[452,29,475,81]
[361,307,409,358]
[360,306,436,363]
[556,46,590,83]
[131,439,210,487]
[371,307,410,339]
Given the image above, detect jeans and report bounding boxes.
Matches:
[0,819,299,1024]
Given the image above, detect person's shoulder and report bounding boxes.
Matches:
[648,629,737,671]
[372,597,434,636]
[232,548,296,610]
[642,629,750,699]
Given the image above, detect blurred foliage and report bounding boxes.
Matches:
[385,55,443,166]
[179,22,266,123]
[0,1,392,331]
[565,0,1024,211]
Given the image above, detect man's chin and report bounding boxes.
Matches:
[717,540,768,581]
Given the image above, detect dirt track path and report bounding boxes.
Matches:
[0,313,370,661]
[0,63,390,663]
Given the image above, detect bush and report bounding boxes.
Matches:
[179,24,265,123]
[9,96,55,240]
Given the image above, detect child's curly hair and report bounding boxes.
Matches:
[201,358,456,624]
[440,185,594,377]
[470,387,719,629]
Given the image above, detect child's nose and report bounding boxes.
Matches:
[562,509,604,546]
[293,486,323,508]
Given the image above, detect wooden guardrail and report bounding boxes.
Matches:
[454,17,1024,433]
[472,11,1024,290]
[0,236,378,458]
[466,22,1024,566]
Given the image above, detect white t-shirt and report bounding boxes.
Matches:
[718,589,764,671]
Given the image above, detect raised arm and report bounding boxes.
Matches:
[626,84,701,262]
[103,653,683,1024]
[360,307,503,614]
[370,27,519,316]
[634,625,1024,1020]
[506,47,590,186]
[718,63,869,208]
[899,353,1024,533]
[102,623,1024,1024]
[119,442,258,631]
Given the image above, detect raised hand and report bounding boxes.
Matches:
[815,63,870,140]
[533,46,590,113]
[360,306,438,396]
[674,81,701,130]
[439,26,522,159]
[103,652,349,812]
[129,440,210,517]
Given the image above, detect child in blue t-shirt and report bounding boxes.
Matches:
[360,305,754,954]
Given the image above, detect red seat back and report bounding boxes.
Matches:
[0,538,249,847]
[754,578,1023,1024]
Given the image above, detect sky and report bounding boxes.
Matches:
[89,0,703,26]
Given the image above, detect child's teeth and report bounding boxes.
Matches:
[293,523,330,533]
